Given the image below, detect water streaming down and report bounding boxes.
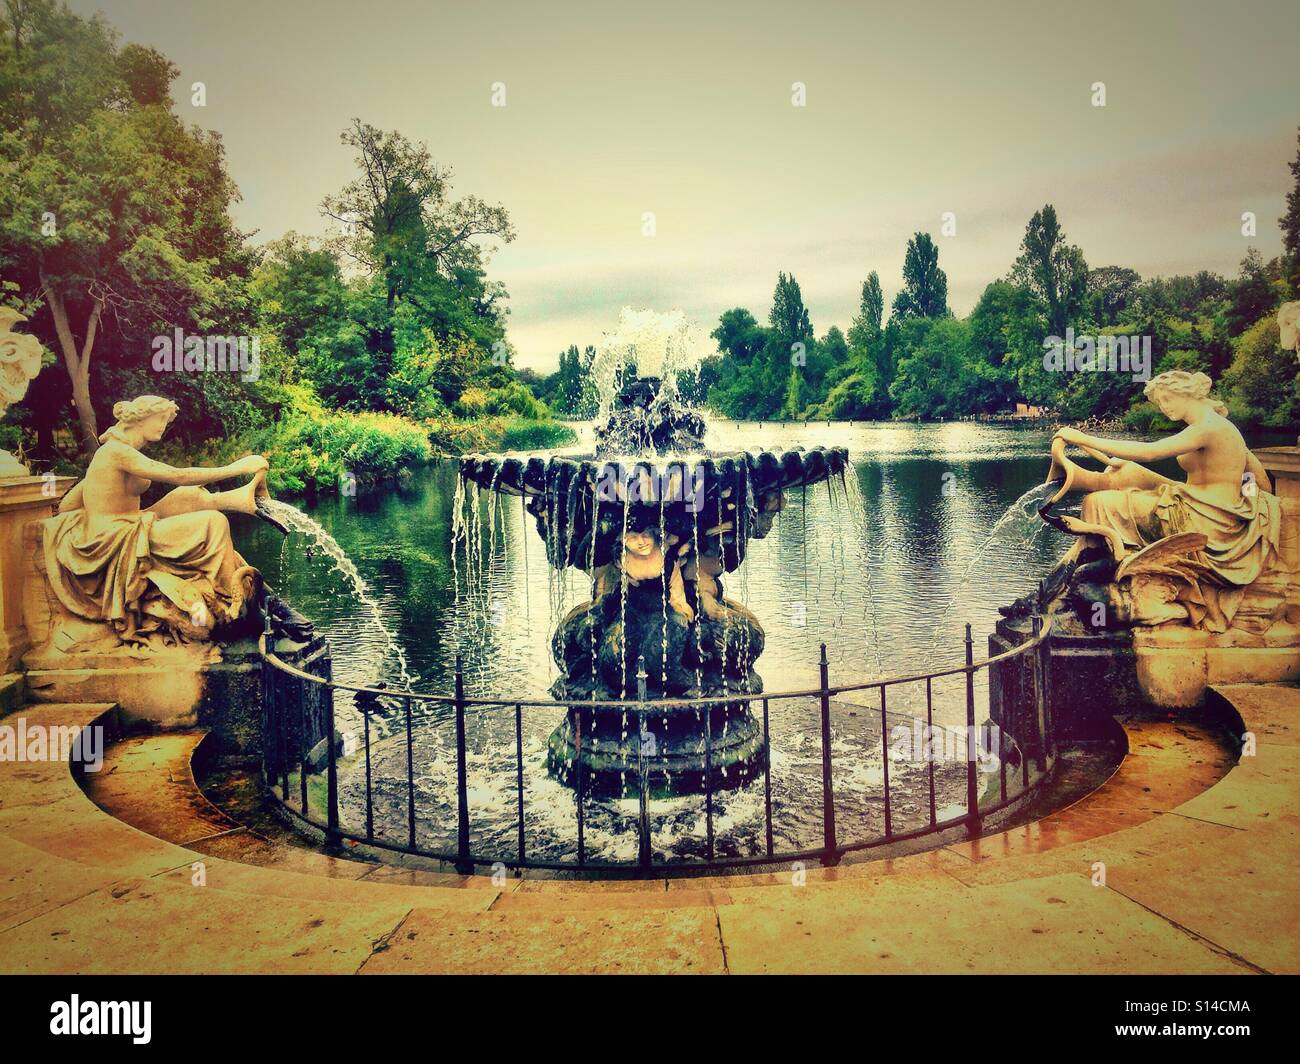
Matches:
[456,324,856,798]
[260,499,413,690]
[961,479,1063,584]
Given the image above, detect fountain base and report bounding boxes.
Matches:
[546,700,766,798]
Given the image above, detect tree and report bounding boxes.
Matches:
[889,318,970,418]
[251,233,347,362]
[1225,249,1280,336]
[891,233,949,320]
[781,365,802,419]
[1010,205,1089,338]
[966,280,1032,409]
[1281,127,1300,293]
[0,3,251,452]
[848,271,883,346]
[768,272,813,344]
[710,307,766,364]
[676,355,721,407]
[545,343,597,417]
[1223,317,1299,427]
[1086,266,1141,326]
[812,325,848,393]
[320,119,514,386]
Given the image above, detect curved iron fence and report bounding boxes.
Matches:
[258,616,1057,874]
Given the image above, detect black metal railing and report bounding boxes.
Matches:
[258,616,1056,875]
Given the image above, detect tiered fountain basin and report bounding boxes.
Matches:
[458,443,850,797]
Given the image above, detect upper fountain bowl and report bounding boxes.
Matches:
[458,375,849,575]
[593,375,706,457]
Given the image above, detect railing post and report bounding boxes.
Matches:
[636,656,652,869]
[925,676,937,827]
[879,685,892,838]
[1037,613,1055,767]
[361,693,374,842]
[325,668,340,847]
[1031,615,1048,773]
[964,622,982,836]
[404,695,416,849]
[704,693,714,863]
[819,643,838,865]
[762,697,774,857]
[515,702,525,867]
[276,667,289,801]
[259,618,278,796]
[454,654,473,875]
[575,705,585,866]
[298,677,309,816]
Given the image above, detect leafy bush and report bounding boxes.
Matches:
[1222,318,1300,428]
[808,371,878,419]
[497,418,577,451]
[157,384,431,495]
[1120,401,1176,433]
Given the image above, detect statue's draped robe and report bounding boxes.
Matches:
[41,507,249,644]
[1081,482,1282,632]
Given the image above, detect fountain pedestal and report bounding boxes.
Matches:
[547,699,765,798]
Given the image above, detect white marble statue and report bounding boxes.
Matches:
[0,308,45,477]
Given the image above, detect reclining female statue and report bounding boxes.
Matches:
[42,395,275,647]
[1042,370,1282,632]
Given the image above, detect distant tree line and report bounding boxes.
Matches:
[534,130,1300,431]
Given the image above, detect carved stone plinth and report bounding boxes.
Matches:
[0,474,74,673]
[993,612,1300,722]
[1258,447,1300,623]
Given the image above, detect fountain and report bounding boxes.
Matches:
[456,309,850,796]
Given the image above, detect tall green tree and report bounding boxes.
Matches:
[1010,205,1088,338]
[781,365,802,419]
[0,0,251,452]
[1281,126,1300,293]
[768,272,813,343]
[319,119,514,392]
[891,234,949,320]
[848,271,884,346]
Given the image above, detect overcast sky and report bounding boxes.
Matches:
[71,0,1300,372]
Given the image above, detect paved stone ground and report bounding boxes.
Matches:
[0,685,1295,974]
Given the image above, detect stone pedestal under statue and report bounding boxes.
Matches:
[1257,445,1300,622]
[0,474,74,711]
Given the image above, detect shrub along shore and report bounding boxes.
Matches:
[158,385,576,497]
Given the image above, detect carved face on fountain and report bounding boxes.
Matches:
[621,527,664,581]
